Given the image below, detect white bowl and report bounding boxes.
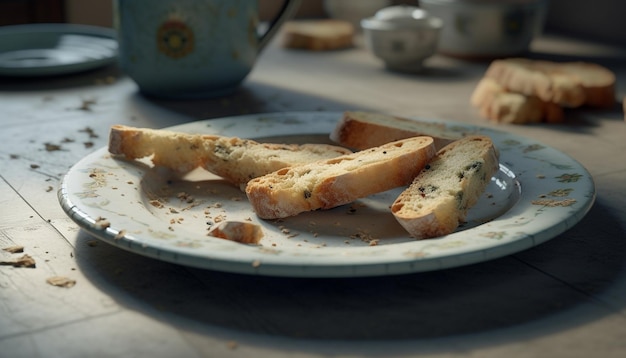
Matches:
[361,6,443,72]
[420,0,549,59]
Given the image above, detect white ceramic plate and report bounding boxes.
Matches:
[58,112,595,277]
[0,24,117,77]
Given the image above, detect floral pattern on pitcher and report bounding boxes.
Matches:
[157,17,195,59]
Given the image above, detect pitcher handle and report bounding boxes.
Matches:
[258,0,302,51]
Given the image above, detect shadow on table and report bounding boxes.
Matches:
[128,81,357,122]
[0,64,123,91]
[73,197,626,353]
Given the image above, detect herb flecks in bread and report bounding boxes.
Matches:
[246,136,437,219]
[391,135,500,239]
[108,125,352,187]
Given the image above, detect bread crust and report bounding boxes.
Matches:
[245,136,437,219]
[108,125,352,186]
[485,58,615,108]
[330,111,463,151]
[391,135,500,239]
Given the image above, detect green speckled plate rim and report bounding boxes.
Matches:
[58,112,595,277]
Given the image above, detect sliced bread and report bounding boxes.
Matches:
[108,125,352,186]
[485,58,615,108]
[282,19,354,51]
[330,111,464,151]
[471,77,564,124]
[391,135,499,239]
[245,136,437,219]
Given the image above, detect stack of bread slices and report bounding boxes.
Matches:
[471,58,616,124]
[108,111,499,240]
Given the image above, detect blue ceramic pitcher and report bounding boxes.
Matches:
[114,0,301,98]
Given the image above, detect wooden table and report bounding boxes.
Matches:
[1,31,626,357]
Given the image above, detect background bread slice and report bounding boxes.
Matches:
[108,125,352,186]
[558,61,617,108]
[245,136,436,219]
[471,77,564,124]
[330,111,464,151]
[391,135,499,239]
[485,58,615,108]
[282,19,354,51]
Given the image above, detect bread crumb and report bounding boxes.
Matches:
[252,260,261,268]
[209,221,264,244]
[226,340,238,350]
[169,217,184,225]
[77,98,97,111]
[114,230,126,240]
[0,254,36,268]
[2,245,24,253]
[149,200,164,208]
[350,230,379,245]
[44,143,62,151]
[79,126,99,138]
[46,276,76,288]
[94,217,110,230]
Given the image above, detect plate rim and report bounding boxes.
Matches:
[58,112,596,277]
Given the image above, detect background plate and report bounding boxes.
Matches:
[58,112,595,277]
[0,23,117,76]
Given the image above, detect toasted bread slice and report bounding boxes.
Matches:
[471,77,564,124]
[485,58,615,108]
[108,125,352,186]
[391,135,499,239]
[330,111,463,151]
[245,136,437,219]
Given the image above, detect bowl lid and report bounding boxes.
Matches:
[361,5,443,30]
